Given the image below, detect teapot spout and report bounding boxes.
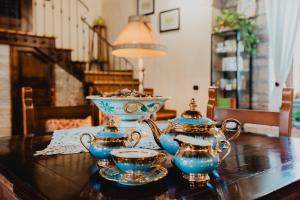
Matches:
[143,119,163,148]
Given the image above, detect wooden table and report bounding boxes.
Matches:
[1,132,300,200]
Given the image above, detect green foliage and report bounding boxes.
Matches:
[214,10,260,55]
[293,110,300,122]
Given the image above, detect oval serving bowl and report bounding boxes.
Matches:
[111,148,165,173]
[86,96,169,121]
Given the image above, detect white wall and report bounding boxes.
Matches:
[101,0,212,114]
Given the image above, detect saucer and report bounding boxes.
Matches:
[99,166,168,186]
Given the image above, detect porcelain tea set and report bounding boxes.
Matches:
[82,96,241,185]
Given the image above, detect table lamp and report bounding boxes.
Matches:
[112,15,167,92]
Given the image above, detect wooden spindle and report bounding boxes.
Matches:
[68,0,71,49]
[60,0,63,48]
[43,0,46,36]
[34,0,37,34]
[76,1,79,60]
[15,0,21,29]
[82,24,86,61]
[51,0,55,36]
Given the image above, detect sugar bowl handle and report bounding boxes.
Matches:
[127,131,142,147]
[80,133,94,151]
[221,119,241,141]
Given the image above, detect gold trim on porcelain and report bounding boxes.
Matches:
[97,159,113,168]
[86,96,170,101]
[111,150,166,165]
[123,102,161,114]
[182,173,210,183]
[99,166,168,185]
[167,122,216,134]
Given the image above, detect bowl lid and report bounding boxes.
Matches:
[95,119,127,139]
[169,98,215,126]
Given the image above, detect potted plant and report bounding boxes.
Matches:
[214,10,260,55]
[293,110,300,128]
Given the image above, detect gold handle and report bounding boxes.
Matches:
[80,133,94,151]
[152,152,167,168]
[221,118,241,141]
[219,140,231,162]
[127,130,142,147]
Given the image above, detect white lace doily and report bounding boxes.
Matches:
[34,123,167,156]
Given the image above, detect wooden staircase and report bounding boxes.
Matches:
[84,70,140,93]
[1,29,176,121]
[0,0,177,123]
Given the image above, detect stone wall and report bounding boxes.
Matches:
[0,45,11,136]
[213,0,269,110]
[54,65,85,106]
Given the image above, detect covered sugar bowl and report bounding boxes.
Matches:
[80,119,141,167]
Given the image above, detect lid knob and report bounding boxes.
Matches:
[189,98,197,111]
[181,98,203,119]
[103,117,119,132]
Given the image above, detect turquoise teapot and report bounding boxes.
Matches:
[144,98,241,156]
[80,120,141,167]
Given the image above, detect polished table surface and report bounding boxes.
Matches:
[1,132,300,200]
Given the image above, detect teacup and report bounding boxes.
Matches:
[111,148,167,174]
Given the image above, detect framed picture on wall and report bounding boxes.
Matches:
[159,8,180,32]
[137,0,155,15]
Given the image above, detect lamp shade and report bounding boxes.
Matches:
[112,16,167,58]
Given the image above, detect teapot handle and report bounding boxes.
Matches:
[127,130,142,147]
[80,133,94,151]
[219,140,231,162]
[221,119,241,141]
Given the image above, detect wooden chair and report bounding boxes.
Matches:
[22,87,99,136]
[0,174,20,200]
[206,87,294,137]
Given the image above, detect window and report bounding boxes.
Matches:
[293,26,300,94]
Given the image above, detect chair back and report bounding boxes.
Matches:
[22,87,99,136]
[206,87,294,136]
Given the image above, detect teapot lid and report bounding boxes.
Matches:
[169,98,214,126]
[96,118,127,139]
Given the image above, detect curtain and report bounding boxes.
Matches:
[266,0,300,110]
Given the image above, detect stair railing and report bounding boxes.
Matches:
[81,18,135,72]
[77,0,137,93]
[31,0,138,91]
[32,0,135,71]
